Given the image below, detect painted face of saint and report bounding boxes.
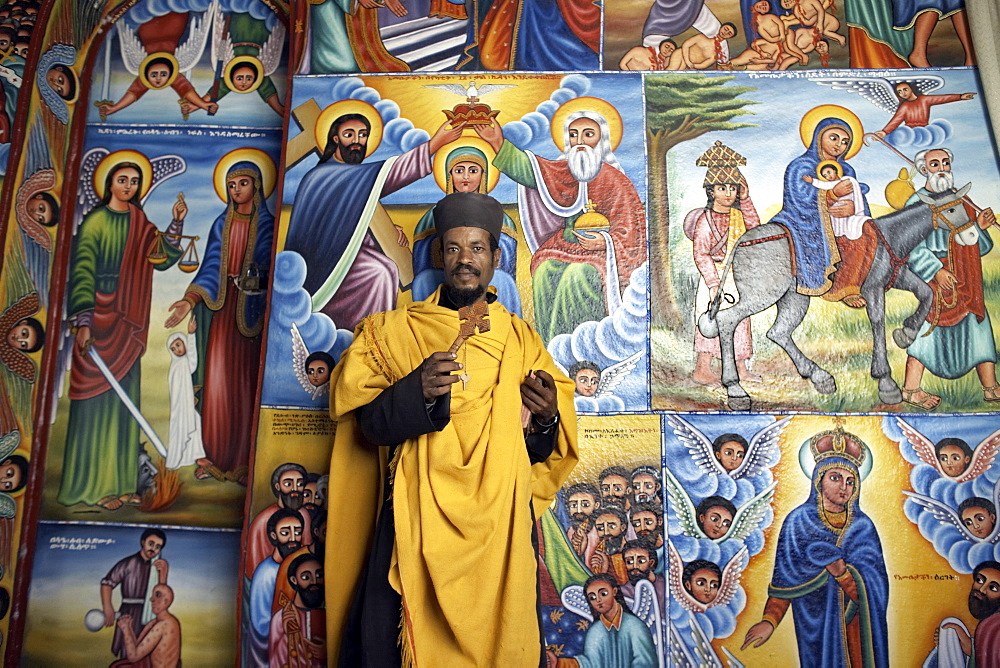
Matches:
[14,43,27,58]
[819,127,851,160]
[7,320,37,351]
[227,175,255,206]
[306,360,331,387]
[659,42,676,58]
[449,161,483,193]
[820,166,839,181]
[276,470,305,504]
[684,567,721,604]
[938,444,971,477]
[714,440,746,472]
[334,120,369,164]
[924,149,952,175]
[962,506,996,538]
[567,492,597,523]
[0,459,22,492]
[820,467,856,510]
[720,24,737,39]
[46,68,68,96]
[895,83,916,101]
[600,474,630,503]
[974,568,1000,602]
[624,548,653,581]
[574,368,599,396]
[109,168,141,205]
[141,536,165,561]
[272,518,303,556]
[594,513,624,539]
[231,65,257,92]
[585,580,618,617]
[712,183,739,209]
[631,510,660,538]
[632,473,659,503]
[568,117,601,150]
[698,506,733,539]
[28,193,53,225]
[168,337,187,357]
[0,37,10,51]
[147,64,171,89]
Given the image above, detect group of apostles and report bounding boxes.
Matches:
[0,0,38,141]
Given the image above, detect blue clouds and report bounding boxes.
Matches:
[886,119,954,149]
[261,251,352,408]
[126,0,279,30]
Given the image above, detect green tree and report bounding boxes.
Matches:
[645,74,758,327]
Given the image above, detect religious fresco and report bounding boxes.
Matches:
[651,67,1000,413]
[0,0,994,664]
[606,0,976,72]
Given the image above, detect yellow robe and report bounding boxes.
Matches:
[325,288,578,666]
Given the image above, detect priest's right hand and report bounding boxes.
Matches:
[421,351,461,401]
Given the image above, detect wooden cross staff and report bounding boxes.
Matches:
[448,301,490,390]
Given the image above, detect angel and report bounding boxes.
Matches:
[666,415,789,479]
[0,239,44,436]
[14,121,60,306]
[664,468,775,543]
[0,384,27,577]
[896,417,1000,482]
[903,485,1000,544]
[812,75,975,138]
[425,80,515,106]
[668,541,749,614]
[566,351,644,403]
[290,322,332,400]
[191,3,285,116]
[98,10,215,120]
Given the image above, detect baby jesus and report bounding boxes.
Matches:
[803,160,871,240]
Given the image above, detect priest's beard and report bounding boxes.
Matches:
[927,170,955,193]
[445,281,485,308]
[280,490,304,511]
[277,540,301,559]
[970,590,1000,620]
[296,583,325,610]
[566,145,604,183]
[339,143,366,165]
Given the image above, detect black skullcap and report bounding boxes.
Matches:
[433,192,502,243]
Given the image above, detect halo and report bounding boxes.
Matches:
[223,55,264,95]
[816,160,843,178]
[138,52,179,90]
[798,105,864,160]
[93,150,153,201]
[313,99,383,159]
[213,148,277,202]
[432,136,499,194]
[798,436,873,481]
[550,97,624,152]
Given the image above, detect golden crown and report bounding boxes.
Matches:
[808,423,867,468]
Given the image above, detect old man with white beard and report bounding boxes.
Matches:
[476,109,647,342]
[900,147,999,410]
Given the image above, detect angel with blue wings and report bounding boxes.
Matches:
[897,417,1000,482]
[666,415,788,478]
[812,75,976,138]
[905,485,1000,545]
[667,541,749,615]
[664,467,775,543]
[290,322,333,400]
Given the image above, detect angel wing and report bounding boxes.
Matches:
[209,2,233,69]
[0,242,41,430]
[259,21,286,76]
[714,545,749,608]
[896,417,948,476]
[559,584,592,622]
[663,467,708,540]
[115,21,148,76]
[902,491,982,543]
[145,155,187,205]
[667,541,708,614]
[631,579,665,668]
[812,75,946,114]
[474,84,516,96]
[424,84,470,97]
[174,7,215,72]
[960,429,1000,483]
[666,415,728,477]
[75,147,109,232]
[36,44,78,124]
[595,349,643,398]
[723,482,776,543]
[730,417,789,479]
[290,322,324,399]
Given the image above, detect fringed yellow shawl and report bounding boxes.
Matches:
[325,290,578,666]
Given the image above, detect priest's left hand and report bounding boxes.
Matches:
[522,369,558,422]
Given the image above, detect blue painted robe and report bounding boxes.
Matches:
[574,610,657,668]
[769,455,889,668]
[771,117,870,295]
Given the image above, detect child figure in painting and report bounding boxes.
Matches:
[165,315,205,472]
[803,160,872,241]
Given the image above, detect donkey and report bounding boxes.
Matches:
[698,184,975,411]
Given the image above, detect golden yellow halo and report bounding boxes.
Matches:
[799,104,864,160]
[223,55,264,95]
[93,150,153,201]
[432,135,499,194]
[550,97,624,152]
[138,52,179,90]
[213,148,277,202]
[313,99,384,159]
[815,160,843,179]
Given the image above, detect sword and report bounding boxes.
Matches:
[86,347,167,458]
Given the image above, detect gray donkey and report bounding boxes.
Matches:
[698,184,975,410]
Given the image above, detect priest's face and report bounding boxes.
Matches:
[441,226,500,295]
